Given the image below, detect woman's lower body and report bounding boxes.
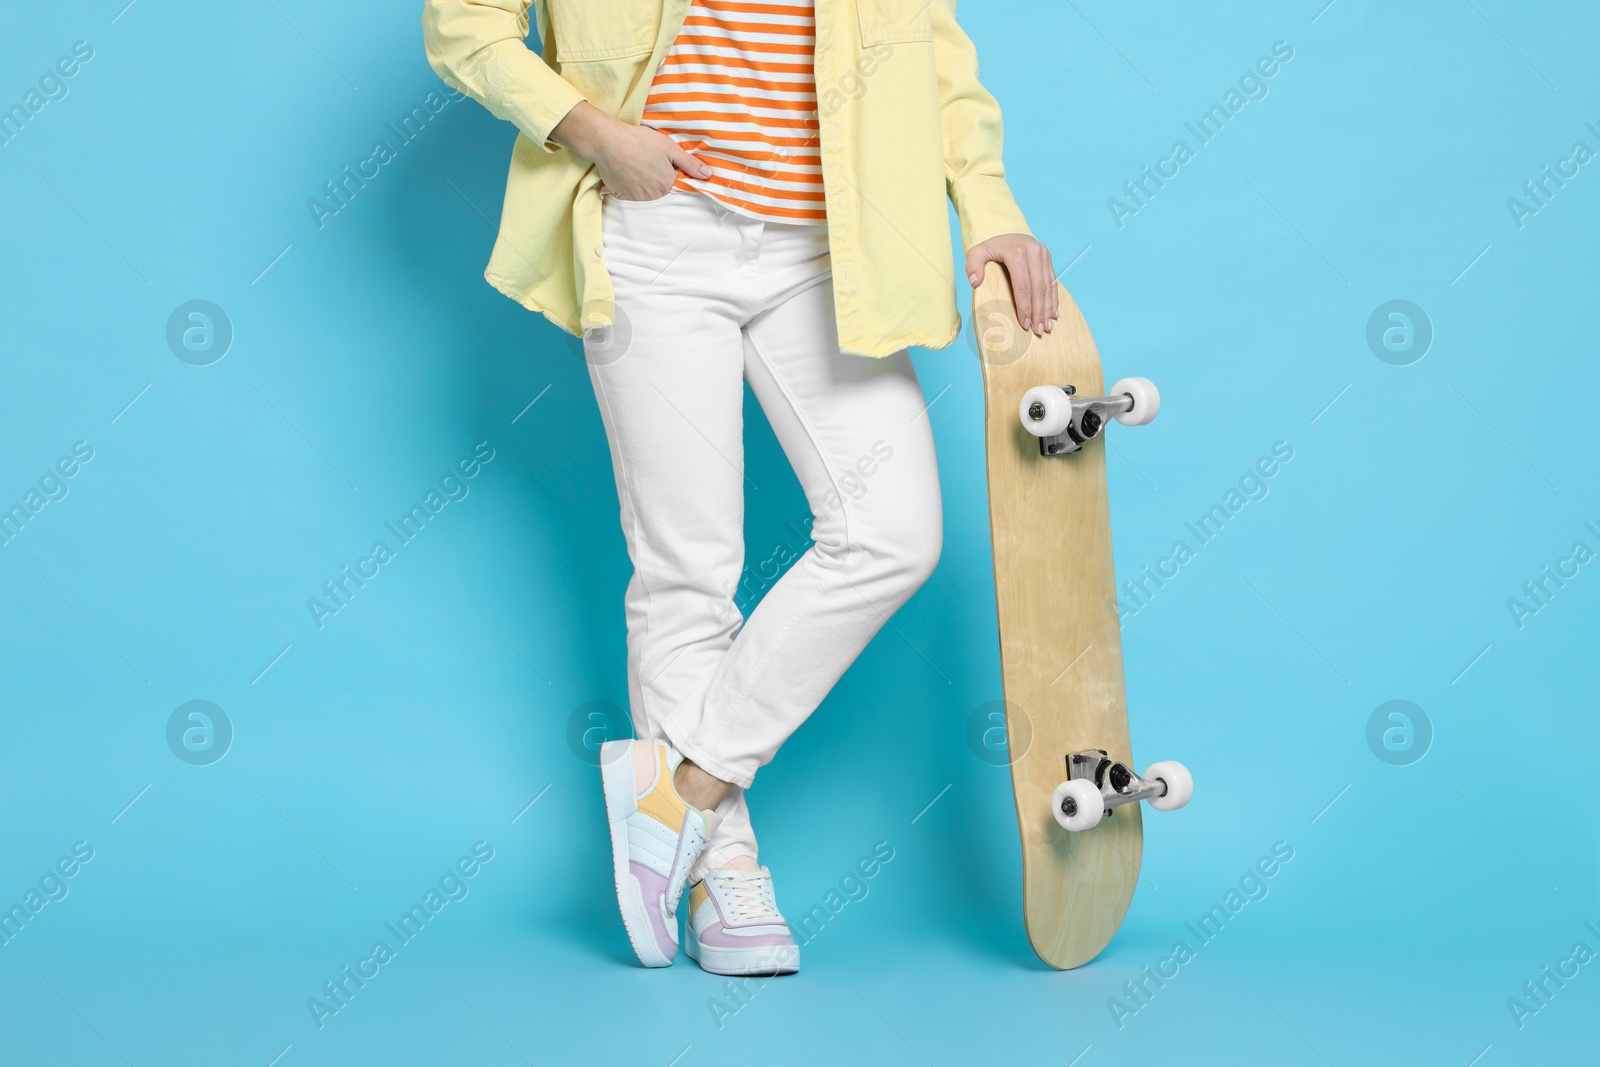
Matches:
[588,189,942,972]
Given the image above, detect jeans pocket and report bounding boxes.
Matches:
[607,189,678,208]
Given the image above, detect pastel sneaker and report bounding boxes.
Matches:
[685,865,801,976]
[600,738,718,968]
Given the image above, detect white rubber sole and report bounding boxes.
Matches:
[600,740,675,968]
[685,925,800,977]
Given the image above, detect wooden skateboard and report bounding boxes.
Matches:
[975,266,1192,970]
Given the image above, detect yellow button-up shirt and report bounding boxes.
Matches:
[422,0,1031,357]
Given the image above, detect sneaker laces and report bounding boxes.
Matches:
[712,867,781,923]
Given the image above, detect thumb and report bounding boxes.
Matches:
[965,247,994,288]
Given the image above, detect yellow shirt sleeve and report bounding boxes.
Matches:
[931,0,1034,250]
[422,0,588,152]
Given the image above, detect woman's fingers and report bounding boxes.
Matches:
[1005,248,1037,333]
[1029,244,1053,335]
[1041,245,1059,328]
[668,142,712,179]
[967,235,1061,335]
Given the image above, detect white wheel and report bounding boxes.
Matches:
[1144,760,1192,812]
[1109,377,1160,426]
[1050,779,1104,831]
[1019,386,1073,438]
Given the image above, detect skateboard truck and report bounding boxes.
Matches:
[1018,377,1160,456]
[1050,749,1192,832]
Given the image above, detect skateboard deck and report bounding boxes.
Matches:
[975,267,1161,970]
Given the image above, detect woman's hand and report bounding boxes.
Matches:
[966,234,1060,336]
[550,102,711,201]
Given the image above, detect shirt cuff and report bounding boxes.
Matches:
[951,173,1033,250]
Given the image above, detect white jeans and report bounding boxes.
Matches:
[585,190,943,874]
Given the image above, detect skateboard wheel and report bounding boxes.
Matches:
[1144,760,1192,811]
[1109,377,1160,426]
[1051,779,1104,832]
[1019,386,1073,438]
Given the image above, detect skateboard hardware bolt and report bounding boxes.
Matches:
[1028,401,1046,421]
[1106,762,1132,793]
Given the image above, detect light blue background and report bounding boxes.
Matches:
[2,1,1597,1063]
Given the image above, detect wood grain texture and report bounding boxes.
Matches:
[976,269,1141,970]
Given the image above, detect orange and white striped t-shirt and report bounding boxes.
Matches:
[641,0,827,225]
